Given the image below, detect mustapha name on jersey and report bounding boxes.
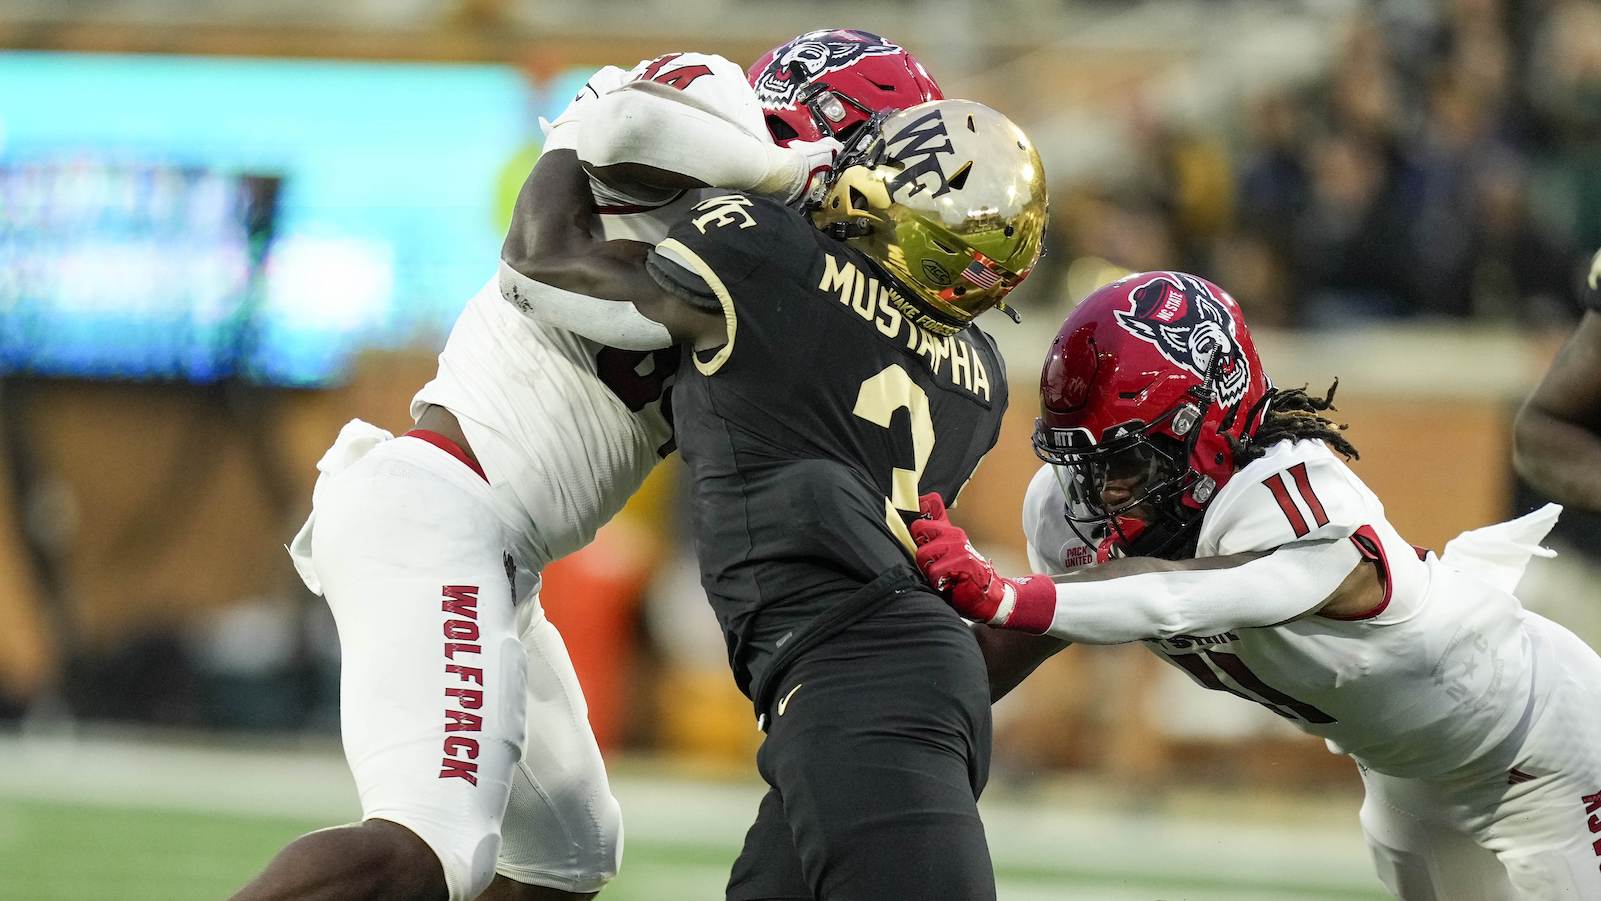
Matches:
[817,252,994,403]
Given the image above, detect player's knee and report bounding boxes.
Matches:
[579,790,624,885]
[500,779,622,891]
[543,770,623,886]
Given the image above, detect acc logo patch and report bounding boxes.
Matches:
[1114,272,1251,406]
[921,259,952,286]
[750,29,902,109]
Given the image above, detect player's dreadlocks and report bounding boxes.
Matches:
[1232,380,1360,466]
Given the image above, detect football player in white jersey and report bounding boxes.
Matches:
[909,271,1601,900]
[233,31,942,901]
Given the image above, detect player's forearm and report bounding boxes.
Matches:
[1031,542,1356,644]
[501,149,650,301]
[503,150,602,276]
[577,82,810,201]
[1514,313,1601,510]
[497,258,674,350]
[971,624,1069,703]
[1513,405,1601,510]
[498,149,684,347]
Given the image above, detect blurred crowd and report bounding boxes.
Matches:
[1039,0,1601,329]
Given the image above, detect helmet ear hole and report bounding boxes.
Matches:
[765,114,799,144]
[848,186,871,210]
[947,160,973,191]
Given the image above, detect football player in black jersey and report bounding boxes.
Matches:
[1515,248,1601,511]
[502,100,1047,900]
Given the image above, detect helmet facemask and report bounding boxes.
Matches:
[1038,403,1207,560]
[1034,350,1258,559]
[806,108,893,238]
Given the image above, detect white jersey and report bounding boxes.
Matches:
[1023,439,1540,779]
[411,53,766,571]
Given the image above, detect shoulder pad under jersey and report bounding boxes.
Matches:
[650,192,814,299]
[1198,439,1380,556]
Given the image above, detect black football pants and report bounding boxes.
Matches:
[725,592,996,901]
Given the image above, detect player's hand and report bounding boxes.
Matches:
[910,493,1057,633]
[910,493,1005,621]
[785,137,844,207]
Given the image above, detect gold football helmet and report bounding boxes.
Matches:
[810,99,1048,336]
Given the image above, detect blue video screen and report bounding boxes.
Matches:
[0,51,574,387]
[0,162,278,382]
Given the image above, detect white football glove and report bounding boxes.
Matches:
[784,137,843,207]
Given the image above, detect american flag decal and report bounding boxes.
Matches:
[960,256,1002,290]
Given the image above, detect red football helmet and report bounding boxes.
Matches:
[747,29,942,146]
[1033,272,1273,559]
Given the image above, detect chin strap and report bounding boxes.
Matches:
[1096,517,1143,563]
[1096,505,1203,562]
[820,219,875,240]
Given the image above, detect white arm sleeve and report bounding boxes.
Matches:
[497,261,672,351]
[577,81,812,200]
[1043,538,1362,644]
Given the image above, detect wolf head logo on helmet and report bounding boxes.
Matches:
[1114,272,1252,407]
[747,29,942,145]
[750,30,902,108]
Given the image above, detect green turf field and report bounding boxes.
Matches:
[0,734,1389,900]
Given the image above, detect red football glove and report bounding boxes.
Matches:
[909,493,1057,634]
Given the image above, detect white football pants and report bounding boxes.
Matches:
[291,420,622,900]
[1359,614,1601,900]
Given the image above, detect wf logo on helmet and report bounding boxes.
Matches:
[1113,272,1251,407]
[750,29,901,108]
[885,109,956,200]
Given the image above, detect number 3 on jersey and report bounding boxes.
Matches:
[853,364,935,551]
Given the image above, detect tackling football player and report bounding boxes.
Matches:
[233,31,940,901]
[1515,248,1601,510]
[912,271,1601,900]
[502,99,1047,898]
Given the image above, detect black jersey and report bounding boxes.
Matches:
[647,192,1007,702]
